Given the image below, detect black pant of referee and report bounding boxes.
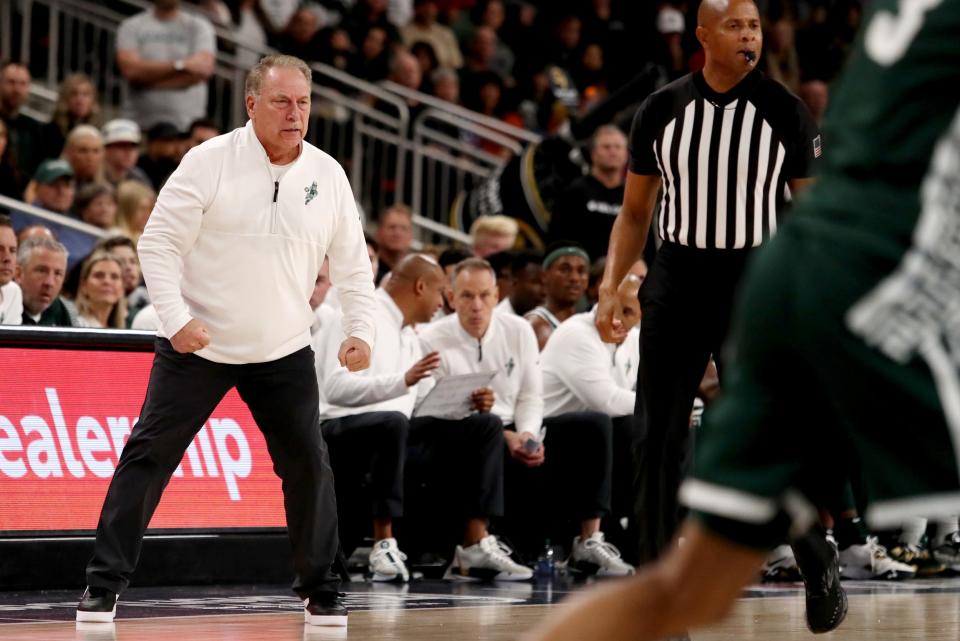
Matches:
[634,242,751,564]
[85,338,341,598]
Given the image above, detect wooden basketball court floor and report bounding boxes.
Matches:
[2,578,959,640]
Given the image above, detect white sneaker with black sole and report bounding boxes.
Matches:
[762,544,801,582]
[568,532,635,577]
[443,535,533,582]
[839,537,916,580]
[368,537,410,583]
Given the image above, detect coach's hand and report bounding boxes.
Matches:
[596,284,628,344]
[171,319,211,353]
[339,337,371,372]
[405,351,441,386]
[504,430,545,467]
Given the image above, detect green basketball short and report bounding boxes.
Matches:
[680,219,960,549]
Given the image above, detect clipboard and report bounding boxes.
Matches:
[412,371,497,419]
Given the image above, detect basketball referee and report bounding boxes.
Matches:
[598,0,820,564]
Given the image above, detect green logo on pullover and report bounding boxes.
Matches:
[304,181,318,205]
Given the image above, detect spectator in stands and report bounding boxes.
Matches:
[0,61,43,190]
[541,271,643,559]
[496,249,544,316]
[32,159,77,216]
[486,249,514,302]
[410,42,441,92]
[799,79,829,127]
[344,0,401,49]
[319,254,526,581]
[431,68,461,105]
[388,50,426,116]
[419,258,634,577]
[460,26,509,100]
[574,43,608,107]
[62,125,108,192]
[97,235,149,324]
[40,73,101,161]
[279,7,325,62]
[74,250,126,328]
[229,0,268,69]
[16,236,74,326]
[0,118,22,199]
[102,119,153,188]
[0,214,22,324]
[548,125,629,261]
[655,2,686,80]
[185,118,221,151]
[463,71,523,158]
[375,204,414,283]
[115,180,157,243]
[402,0,463,70]
[319,28,355,74]
[351,26,392,82]
[75,183,118,231]
[16,224,55,245]
[764,16,801,93]
[116,0,216,131]
[470,215,516,258]
[550,14,583,74]
[137,122,182,189]
[525,242,589,350]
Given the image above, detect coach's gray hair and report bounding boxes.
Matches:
[245,54,312,98]
[17,236,69,266]
[452,257,496,281]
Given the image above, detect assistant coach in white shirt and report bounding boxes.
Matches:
[420,258,634,577]
[79,55,375,627]
[541,273,642,563]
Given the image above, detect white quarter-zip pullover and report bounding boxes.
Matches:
[541,310,639,418]
[318,289,424,419]
[418,312,542,435]
[139,121,376,364]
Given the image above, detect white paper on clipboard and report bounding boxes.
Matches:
[413,371,497,419]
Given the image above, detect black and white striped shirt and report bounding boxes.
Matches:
[629,70,820,250]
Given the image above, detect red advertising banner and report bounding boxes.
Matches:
[0,347,287,532]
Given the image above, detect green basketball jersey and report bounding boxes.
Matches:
[795,0,960,254]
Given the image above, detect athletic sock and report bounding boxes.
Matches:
[900,517,928,547]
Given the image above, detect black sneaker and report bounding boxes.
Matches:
[304,592,348,627]
[76,586,118,622]
[793,531,848,634]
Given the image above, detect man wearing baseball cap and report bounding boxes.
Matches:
[32,159,76,215]
[102,119,152,188]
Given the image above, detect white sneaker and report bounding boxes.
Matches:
[443,535,534,582]
[762,544,801,582]
[368,538,410,582]
[839,537,916,580]
[569,532,635,577]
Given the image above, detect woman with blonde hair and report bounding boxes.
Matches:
[115,180,157,242]
[75,251,127,329]
[40,73,101,160]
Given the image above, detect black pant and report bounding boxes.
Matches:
[322,412,505,519]
[322,411,409,520]
[634,242,751,564]
[85,339,340,598]
[503,411,613,555]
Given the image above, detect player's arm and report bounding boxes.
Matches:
[520,519,765,641]
[596,172,660,342]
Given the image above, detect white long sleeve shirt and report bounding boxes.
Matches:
[138,121,376,364]
[318,289,424,420]
[0,281,23,325]
[418,312,543,435]
[541,310,639,418]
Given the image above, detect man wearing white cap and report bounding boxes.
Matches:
[102,119,153,188]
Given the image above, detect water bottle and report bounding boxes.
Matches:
[534,539,555,578]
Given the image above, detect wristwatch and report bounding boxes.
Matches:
[173,59,185,72]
